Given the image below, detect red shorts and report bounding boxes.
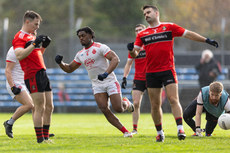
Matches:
[25,69,52,93]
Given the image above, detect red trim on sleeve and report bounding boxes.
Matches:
[73,60,81,65]
[104,50,111,57]
[6,60,15,63]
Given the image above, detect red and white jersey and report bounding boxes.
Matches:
[74,42,118,86]
[134,22,186,73]
[12,30,46,80]
[128,45,146,80]
[6,47,24,84]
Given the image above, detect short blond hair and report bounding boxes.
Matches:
[210,81,223,93]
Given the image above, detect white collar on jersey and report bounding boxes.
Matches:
[148,22,161,28]
[20,30,30,35]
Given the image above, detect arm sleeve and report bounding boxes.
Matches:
[73,52,82,65]
[224,99,230,112]
[134,33,143,49]
[171,23,186,37]
[197,92,204,105]
[100,44,111,57]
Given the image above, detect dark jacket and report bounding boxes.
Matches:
[195,58,221,88]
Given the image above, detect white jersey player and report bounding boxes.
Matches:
[4,46,33,138]
[74,42,119,96]
[55,26,134,137]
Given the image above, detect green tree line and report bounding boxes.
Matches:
[0,0,229,67]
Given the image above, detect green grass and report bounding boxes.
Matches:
[0,113,229,153]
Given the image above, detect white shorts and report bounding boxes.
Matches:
[92,81,121,96]
[6,81,29,99]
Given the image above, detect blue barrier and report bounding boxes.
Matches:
[0,67,228,108]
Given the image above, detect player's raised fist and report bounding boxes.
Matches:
[127,42,134,51]
[55,55,63,64]
[42,36,52,48]
[32,35,43,47]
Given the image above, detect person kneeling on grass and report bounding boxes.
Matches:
[183,81,230,136]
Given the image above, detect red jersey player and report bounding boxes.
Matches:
[12,10,53,143]
[121,24,146,134]
[130,5,218,142]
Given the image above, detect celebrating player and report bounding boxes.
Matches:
[130,5,218,142]
[122,24,146,134]
[183,81,230,136]
[55,26,134,137]
[12,10,53,143]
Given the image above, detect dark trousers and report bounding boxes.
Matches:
[183,99,218,135]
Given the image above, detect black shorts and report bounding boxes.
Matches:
[25,69,52,93]
[132,80,147,92]
[146,70,177,88]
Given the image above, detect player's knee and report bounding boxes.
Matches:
[27,103,34,110]
[168,96,178,105]
[133,101,140,109]
[98,105,109,113]
[46,103,54,112]
[113,107,123,113]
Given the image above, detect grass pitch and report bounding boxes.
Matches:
[0,113,229,153]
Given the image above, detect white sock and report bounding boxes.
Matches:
[7,118,15,125]
[177,125,184,132]
[157,130,164,136]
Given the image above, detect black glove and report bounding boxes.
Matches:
[42,36,51,48]
[98,72,109,81]
[121,77,127,89]
[55,55,63,64]
[11,86,21,95]
[206,38,218,48]
[127,42,134,51]
[32,35,43,47]
[24,40,33,48]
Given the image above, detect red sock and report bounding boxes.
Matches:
[155,123,162,131]
[35,127,43,140]
[133,124,137,131]
[175,117,183,126]
[43,125,50,140]
[119,126,129,133]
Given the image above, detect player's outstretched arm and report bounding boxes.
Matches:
[122,59,133,89]
[55,55,80,73]
[184,30,218,48]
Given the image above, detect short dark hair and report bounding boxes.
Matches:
[135,24,146,29]
[76,26,95,39]
[142,5,159,11]
[23,10,42,23]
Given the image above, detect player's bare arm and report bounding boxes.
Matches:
[59,60,80,73]
[129,47,140,58]
[184,30,219,48]
[123,59,133,78]
[183,30,206,42]
[104,50,120,74]
[5,62,16,87]
[15,45,35,61]
[195,105,203,127]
